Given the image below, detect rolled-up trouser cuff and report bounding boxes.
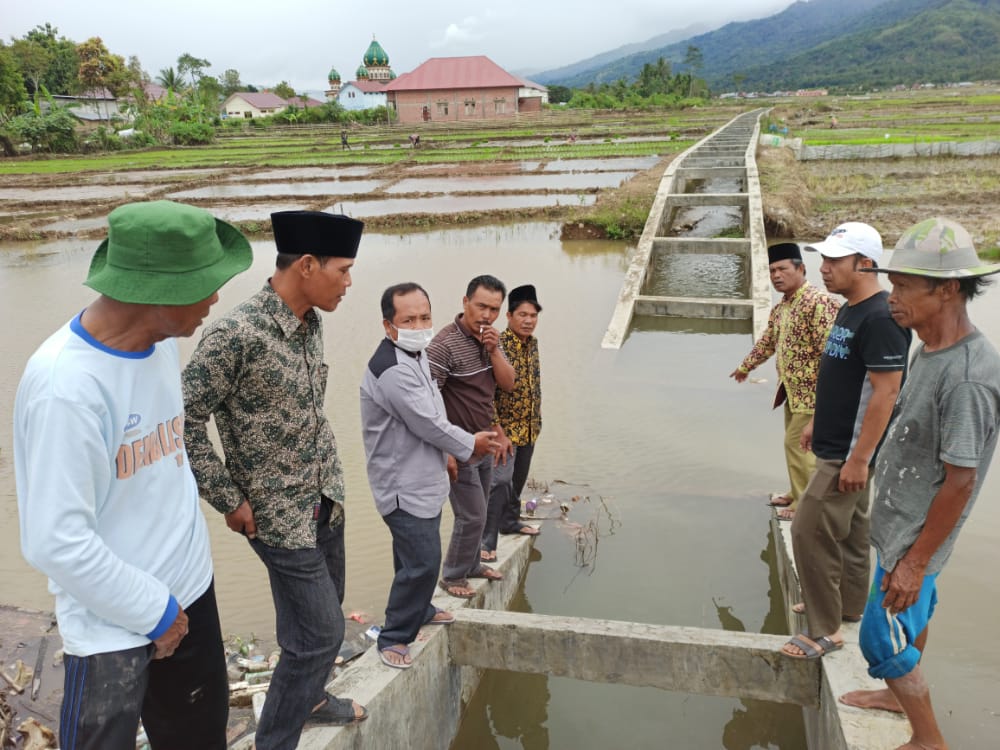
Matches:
[859,560,937,681]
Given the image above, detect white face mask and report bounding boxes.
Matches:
[390,324,434,353]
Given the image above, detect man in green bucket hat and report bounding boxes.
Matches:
[13,200,252,749]
[840,218,1000,750]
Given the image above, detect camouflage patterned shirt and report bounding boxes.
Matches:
[183,283,345,550]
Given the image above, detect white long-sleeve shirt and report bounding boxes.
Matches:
[14,314,213,656]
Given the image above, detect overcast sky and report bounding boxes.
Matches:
[4,0,792,93]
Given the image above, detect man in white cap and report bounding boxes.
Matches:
[839,218,1000,750]
[782,222,910,660]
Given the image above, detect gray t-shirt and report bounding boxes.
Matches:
[872,330,1000,574]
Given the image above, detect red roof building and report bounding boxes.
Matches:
[383,56,546,124]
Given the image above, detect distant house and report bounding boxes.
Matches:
[223,92,287,118]
[338,80,389,111]
[142,82,170,102]
[42,88,119,124]
[383,56,548,124]
[285,95,325,109]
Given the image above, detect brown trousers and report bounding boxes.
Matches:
[790,458,871,637]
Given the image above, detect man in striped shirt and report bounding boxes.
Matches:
[427,275,516,598]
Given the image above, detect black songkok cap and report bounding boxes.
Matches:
[508,284,542,312]
[270,210,364,258]
[767,242,802,264]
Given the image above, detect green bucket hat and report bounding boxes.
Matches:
[865,217,1000,279]
[85,200,253,305]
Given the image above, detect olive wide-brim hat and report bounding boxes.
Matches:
[85,200,253,305]
[864,217,1000,279]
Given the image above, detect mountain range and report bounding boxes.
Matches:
[533,0,1000,91]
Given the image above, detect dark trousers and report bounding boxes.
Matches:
[250,498,345,750]
[60,581,228,750]
[377,509,442,651]
[443,454,492,581]
[482,444,536,551]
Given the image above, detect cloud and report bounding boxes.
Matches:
[432,12,496,48]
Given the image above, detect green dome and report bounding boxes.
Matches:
[388,70,396,80]
[363,38,389,67]
[328,67,341,83]
[356,64,369,79]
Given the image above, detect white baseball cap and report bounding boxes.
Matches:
[805,222,883,262]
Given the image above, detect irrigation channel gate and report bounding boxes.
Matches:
[285,112,910,750]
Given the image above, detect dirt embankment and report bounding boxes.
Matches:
[757,147,1000,247]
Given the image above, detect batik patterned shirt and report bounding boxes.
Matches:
[494,328,541,446]
[737,281,840,413]
[183,283,344,550]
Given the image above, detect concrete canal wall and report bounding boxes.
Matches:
[602,109,772,349]
[290,512,911,750]
[292,531,537,750]
[771,514,911,749]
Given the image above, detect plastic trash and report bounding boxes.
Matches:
[364,624,381,641]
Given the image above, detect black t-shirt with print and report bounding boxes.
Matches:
[812,290,911,461]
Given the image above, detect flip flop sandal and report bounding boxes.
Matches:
[768,494,793,507]
[306,694,369,725]
[379,644,413,670]
[517,525,541,536]
[469,565,503,581]
[438,579,475,599]
[426,607,456,624]
[781,634,843,660]
[480,549,497,562]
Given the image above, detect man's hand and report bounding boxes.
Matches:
[838,455,869,494]
[479,325,500,353]
[472,430,499,458]
[153,606,189,659]
[799,418,814,453]
[881,557,926,614]
[730,369,748,383]
[446,454,458,482]
[225,499,257,539]
[493,435,514,467]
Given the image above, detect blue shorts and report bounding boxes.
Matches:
[859,560,938,680]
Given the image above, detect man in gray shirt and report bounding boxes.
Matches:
[839,218,1000,750]
[360,283,498,668]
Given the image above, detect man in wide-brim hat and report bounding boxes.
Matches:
[14,200,252,749]
[183,210,369,747]
[839,218,1000,750]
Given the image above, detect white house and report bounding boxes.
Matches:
[337,80,388,111]
[223,92,287,118]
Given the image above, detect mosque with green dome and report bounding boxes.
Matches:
[325,36,396,111]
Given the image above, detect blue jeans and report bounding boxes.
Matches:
[250,497,345,750]
[443,454,492,581]
[377,509,442,650]
[60,581,228,750]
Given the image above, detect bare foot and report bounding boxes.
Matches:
[777,507,796,521]
[839,688,904,713]
[792,601,806,614]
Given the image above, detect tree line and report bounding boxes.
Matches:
[0,23,383,155]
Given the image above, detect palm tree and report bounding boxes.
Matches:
[156,67,182,92]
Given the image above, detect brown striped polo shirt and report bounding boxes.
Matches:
[427,313,502,434]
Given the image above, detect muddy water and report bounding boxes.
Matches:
[1,226,998,748]
[386,172,636,194]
